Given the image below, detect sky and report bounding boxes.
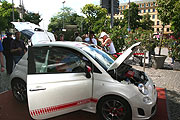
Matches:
[6,0,139,30]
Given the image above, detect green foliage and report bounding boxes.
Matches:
[140,13,154,30]
[0,1,19,31]
[125,28,156,51]
[48,7,83,40]
[23,12,42,25]
[81,4,108,31]
[170,1,180,37]
[167,38,180,60]
[156,0,175,26]
[123,2,142,31]
[109,26,126,52]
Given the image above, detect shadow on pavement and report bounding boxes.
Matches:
[166,90,180,120]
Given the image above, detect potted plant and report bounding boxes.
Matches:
[151,32,167,69]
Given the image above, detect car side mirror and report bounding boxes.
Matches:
[85,66,91,78]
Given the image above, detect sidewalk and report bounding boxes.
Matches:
[132,48,180,120]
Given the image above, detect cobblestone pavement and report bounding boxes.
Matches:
[132,50,180,120]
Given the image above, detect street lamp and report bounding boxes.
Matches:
[128,0,131,32]
[12,0,14,21]
[62,1,66,31]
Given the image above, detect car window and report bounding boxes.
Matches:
[28,46,87,74]
[82,46,114,70]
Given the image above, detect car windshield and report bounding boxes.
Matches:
[82,46,114,70]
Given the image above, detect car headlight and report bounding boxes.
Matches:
[138,83,149,95]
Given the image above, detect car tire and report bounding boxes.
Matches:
[11,79,27,103]
[97,96,132,120]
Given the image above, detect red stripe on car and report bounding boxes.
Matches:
[30,98,98,117]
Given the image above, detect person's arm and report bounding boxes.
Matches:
[0,52,5,72]
[102,38,111,47]
[10,47,22,53]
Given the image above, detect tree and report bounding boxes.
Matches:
[23,12,42,25]
[81,4,108,32]
[141,13,154,30]
[123,2,142,31]
[156,0,176,55]
[0,1,19,32]
[170,1,180,37]
[48,7,83,40]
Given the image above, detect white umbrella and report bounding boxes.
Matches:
[11,22,55,45]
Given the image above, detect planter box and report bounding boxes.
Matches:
[152,55,167,69]
[173,60,180,71]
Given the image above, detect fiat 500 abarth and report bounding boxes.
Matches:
[11,41,157,120]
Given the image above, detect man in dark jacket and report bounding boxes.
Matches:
[10,32,27,64]
[2,32,14,74]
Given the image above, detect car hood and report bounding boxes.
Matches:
[11,22,55,45]
[107,42,141,71]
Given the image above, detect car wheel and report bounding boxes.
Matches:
[98,96,131,120]
[11,79,27,103]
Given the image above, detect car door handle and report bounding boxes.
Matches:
[29,88,46,91]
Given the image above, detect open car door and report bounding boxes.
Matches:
[27,46,93,119]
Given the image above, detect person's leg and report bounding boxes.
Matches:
[6,55,13,74]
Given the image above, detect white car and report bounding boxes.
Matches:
[10,22,157,120]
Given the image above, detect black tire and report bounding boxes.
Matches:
[11,79,27,103]
[97,96,132,120]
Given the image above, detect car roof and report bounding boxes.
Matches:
[32,41,91,50]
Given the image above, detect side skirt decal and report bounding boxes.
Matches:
[30,98,98,117]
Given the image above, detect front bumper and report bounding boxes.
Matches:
[131,82,158,120]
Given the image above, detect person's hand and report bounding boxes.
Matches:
[17,47,22,51]
[1,66,5,72]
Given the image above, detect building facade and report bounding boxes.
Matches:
[115,0,172,35]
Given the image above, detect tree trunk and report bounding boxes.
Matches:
[158,24,165,56]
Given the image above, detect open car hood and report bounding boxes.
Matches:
[107,42,141,71]
[11,22,55,45]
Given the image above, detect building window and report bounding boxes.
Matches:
[157,28,159,32]
[144,3,146,8]
[167,28,170,32]
[124,5,126,9]
[139,4,142,8]
[144,9,146,13]
[157,21,159,25]
[153,9,155,12]
[148,3,151,7]
[153,2,155,6]
[148,9,151,12]
[152,15,155,19]
[139,10,141,13]
[121,6,122,10]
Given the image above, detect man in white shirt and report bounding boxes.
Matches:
[75,32,82,42]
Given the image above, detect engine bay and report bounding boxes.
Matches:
[108,63,148,86]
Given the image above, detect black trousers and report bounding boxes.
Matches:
[4,54,13,74]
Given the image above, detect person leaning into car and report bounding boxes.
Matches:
[10,32,27,64]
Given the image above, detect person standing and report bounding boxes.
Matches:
[10,32,27,64]
[2,32,14,74]
[0,40,5,72]
[99,32,116,54]
[59,34,64,41]
[85,31,97,45]
[74,32,82,42]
